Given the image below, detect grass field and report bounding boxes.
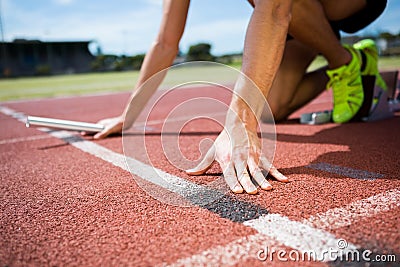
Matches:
[1,56,399,102]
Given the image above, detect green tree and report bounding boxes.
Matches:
[91,54,118,71]
[379,31,397,40]
[187,43,215,61]
[131,54,145,70]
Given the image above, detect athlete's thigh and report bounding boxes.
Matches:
[319,0,366,21]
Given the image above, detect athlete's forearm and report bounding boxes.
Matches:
[229,0,292,127]
[122,0,190,128]
[122,42,179,128]
[242,0,292,95]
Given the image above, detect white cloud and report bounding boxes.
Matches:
[4,1,162,55]
[4,0,399,56]
[145,0,162,7]
[53,0,74,5]
[181,18,250,55]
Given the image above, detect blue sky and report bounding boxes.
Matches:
[3,0,400,56]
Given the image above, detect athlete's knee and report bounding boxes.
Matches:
[268,99,292,122]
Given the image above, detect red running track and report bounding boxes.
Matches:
[1,82,399,266]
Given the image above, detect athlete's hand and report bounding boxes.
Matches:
[186,118,288,194]
[81,116,124,139]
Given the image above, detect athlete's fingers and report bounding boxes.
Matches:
[248,157,272,190]
[260,156,289,182]
[94,129,112,140]
[221,161,243,194]
[234,159,257,194]
[186,145,216,176]
[269,166,289,182]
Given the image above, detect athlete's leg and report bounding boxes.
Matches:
[319,0,367,21]
[285,0,369,123]
[278,68,329,121]
[267,39,326,122]
[266,0,385,123]
[288,0,350,69]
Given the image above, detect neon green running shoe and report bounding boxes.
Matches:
[353,39,387,90]
[326,45,364,123]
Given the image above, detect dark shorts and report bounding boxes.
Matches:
[330,0,387,37]
[287,0,387,40]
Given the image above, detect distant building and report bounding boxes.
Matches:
[0,39,95,77]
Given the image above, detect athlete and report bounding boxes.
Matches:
[85,0,387,194]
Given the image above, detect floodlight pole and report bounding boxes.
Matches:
[0,0,9,77]
[0,0,4,42]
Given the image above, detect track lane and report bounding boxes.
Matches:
[1,86,399,266]
[0,114,257,266]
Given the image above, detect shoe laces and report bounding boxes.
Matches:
[328,69,354,105]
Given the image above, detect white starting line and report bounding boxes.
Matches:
[164,188,399,266]
[1,104,399,266]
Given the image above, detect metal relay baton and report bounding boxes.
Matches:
[26,116,105,132]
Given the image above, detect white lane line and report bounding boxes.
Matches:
[0,134,51,145]
[165,217,349,266]
[0,105,26,122]
[307,162,384,180]
[2,105,399,266]
[244,215,358,261]
[0,106,54,144]
[160,234,285,267]
[50,131,222,205]
[304,189,400,230]
[166,189,400,266]
[0,105,222,206]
